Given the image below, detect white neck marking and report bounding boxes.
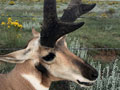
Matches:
[22,74,49,90]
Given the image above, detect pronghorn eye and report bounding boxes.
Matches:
[42,53,55,61]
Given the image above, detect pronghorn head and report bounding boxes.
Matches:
[0,0,98,87]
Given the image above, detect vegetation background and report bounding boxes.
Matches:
[0,0,120,90]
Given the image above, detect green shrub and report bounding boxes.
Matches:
[107,8,116,15]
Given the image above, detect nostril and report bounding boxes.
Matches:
[91,71,98,80]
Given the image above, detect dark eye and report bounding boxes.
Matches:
[42,53,55,61]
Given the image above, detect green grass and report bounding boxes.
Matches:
[67,17,120,48]
[0,62,15,74]
[0,30,32,48]
[0,2,119,49]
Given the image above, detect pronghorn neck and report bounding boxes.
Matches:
[2,60,54,90]
[22,74,49,90]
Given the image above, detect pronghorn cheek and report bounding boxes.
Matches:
[45,62,75,80]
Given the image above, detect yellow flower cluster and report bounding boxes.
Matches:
[1,22,6,25]
[101,13,108,18]
[1,17,23,29]
[8,17,23,29]
[108,1,119,5]
[10,22,23,28]
[9,1,15,5]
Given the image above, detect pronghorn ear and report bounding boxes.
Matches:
[55,36,67,47]
[32,28,40,37]
[0,49,29,63]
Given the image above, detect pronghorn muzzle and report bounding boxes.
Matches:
[73,60,98,81]
[73,60,98,86]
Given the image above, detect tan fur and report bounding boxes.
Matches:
[0,60,39,90]
[0,60,63,90]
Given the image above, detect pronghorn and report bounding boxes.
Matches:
[0,0,98,90]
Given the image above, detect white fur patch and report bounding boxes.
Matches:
[22,74,49,90]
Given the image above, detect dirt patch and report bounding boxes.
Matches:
[93,50,118,62]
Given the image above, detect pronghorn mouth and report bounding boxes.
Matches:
[77,80,94,86]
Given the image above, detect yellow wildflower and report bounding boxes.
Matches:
[9,1,15,5]
[1,22,6,25]
[15,22,19,26]
[8,26,10,29]
[11,22,19,27]
[8,17,12,22]
[101,13,108,18]
[11,22,14,25]
[7,22,11,25]
[18,24,23,29]
[15,20,18,22]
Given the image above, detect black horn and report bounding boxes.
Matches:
[40,0,96,48]
[61,0,96,22]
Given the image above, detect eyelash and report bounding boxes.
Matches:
[42,53,55,61]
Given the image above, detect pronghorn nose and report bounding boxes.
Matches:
[90,70,98,80]
[85,63,98,81]
[72,60,98,81]
[81,62,98,81]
